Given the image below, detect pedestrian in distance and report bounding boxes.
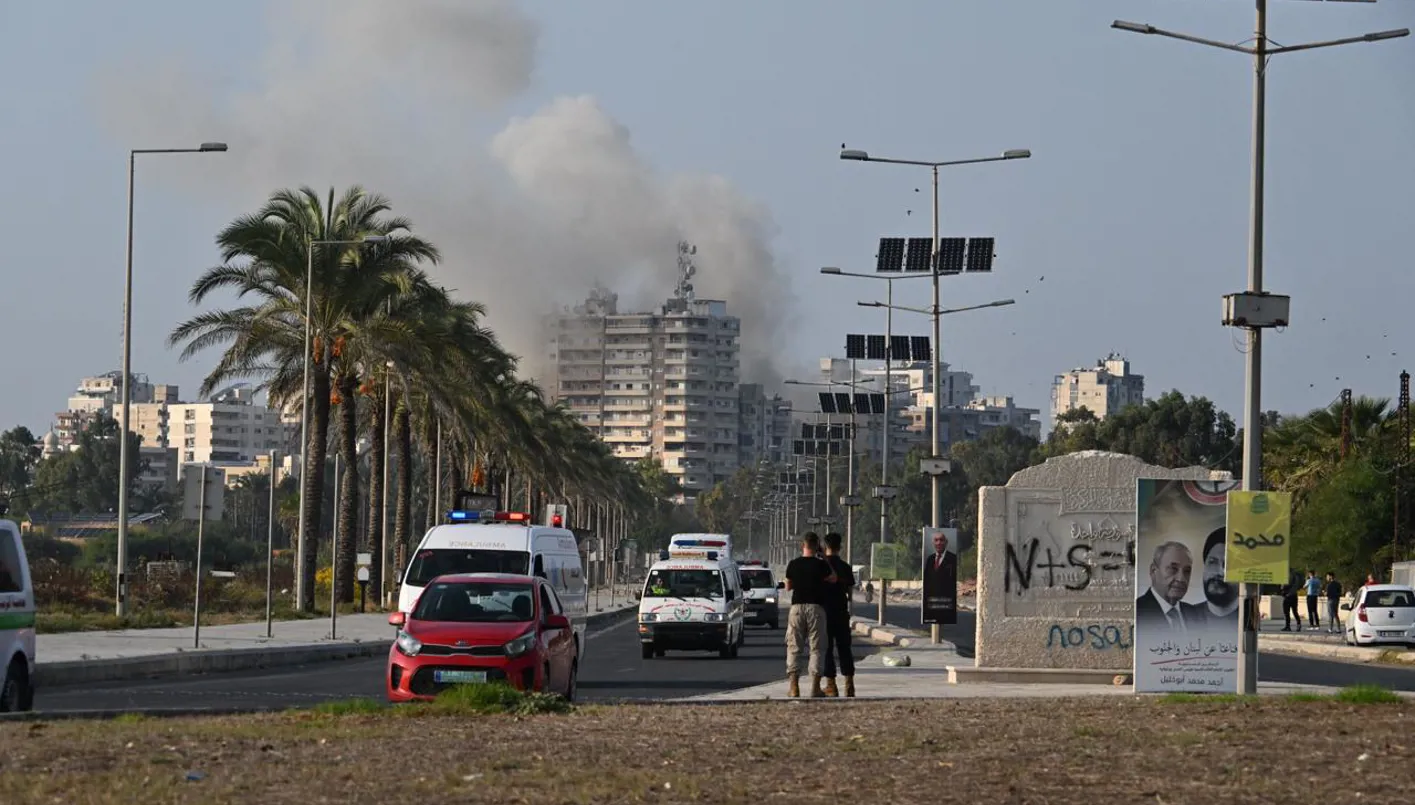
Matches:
[783,532,836,698]
[1325,572,1343,635]
[1305,569,1322,628]
[820,532,857,698]
[1281,573,1302,632]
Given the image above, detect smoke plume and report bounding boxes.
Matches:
[93,0,796,386]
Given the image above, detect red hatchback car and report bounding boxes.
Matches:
[386,573,578,702]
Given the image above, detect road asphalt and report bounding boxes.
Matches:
[30,599,1415,713]
[32,606,878,711]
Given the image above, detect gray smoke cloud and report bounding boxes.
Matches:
[92,0,798,387]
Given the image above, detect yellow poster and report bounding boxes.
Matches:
[1224,490,1292,584]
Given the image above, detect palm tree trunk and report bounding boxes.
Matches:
[335,373,359,603]
[299,367,332,612]
[366,387,386,596]
[449,457,463,503]
[423,416,438,533]
[393,400,413,578]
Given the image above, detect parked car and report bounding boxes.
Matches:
[386,573,578,702]
[1340,584,1415,647]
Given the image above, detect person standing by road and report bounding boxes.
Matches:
[820,532,857,698]
[784,532,835,698]
[1325,572,1343,635]
[1281,573,1302,632]
[1305,570,1322,629]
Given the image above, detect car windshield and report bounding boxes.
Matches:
[644,568,723,599]
[1367,590,1415,608]
[405,549,529,587]
[740,569,772,589]
[412,581,536,623]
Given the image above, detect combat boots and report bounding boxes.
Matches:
[822,677,839,697]
[787,674,800,698]
[809,674,825,698]
[843,676,856,697]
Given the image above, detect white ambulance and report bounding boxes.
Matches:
[636,537,745,660]
[0,517,35,712]
[398,508,589,658]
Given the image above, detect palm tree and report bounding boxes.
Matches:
[169,185,437,611]
[1266,396,1393,503]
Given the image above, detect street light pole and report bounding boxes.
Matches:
[115,142,227,617]
[1112,0,1409,700]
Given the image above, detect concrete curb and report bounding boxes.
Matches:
[1260,639,1415,665]
[34,605,638,689]
[850,619,928,649]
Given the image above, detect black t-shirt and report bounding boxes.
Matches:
[823,555,855,613]
[1326,580,1342,599]
[786,555,832,607]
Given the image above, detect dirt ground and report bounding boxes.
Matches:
[0,697,1410,804]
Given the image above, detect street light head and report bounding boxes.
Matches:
[1365,29,1409,43]
[1111,20,1155,35]
[784,379,802,386]
[991,299,1017,308]
[820,267,843,275]
[839,149,870,161]
[198,142,229,152]
[362,235,389,243]
[857,301,883,308]
[1002,149,1031,160]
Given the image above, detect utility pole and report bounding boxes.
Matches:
[1113,0,1408,698]
[1397,371,1411,564]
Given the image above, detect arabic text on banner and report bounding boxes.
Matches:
[1224,490,1292,585]
[1133,478,1241,694]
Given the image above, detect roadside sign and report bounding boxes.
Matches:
[356,553,372,566]
[357,567,370,582]
[870,543,901,580]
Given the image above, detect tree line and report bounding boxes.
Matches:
[3,186,668,611]
[696,389,1409,582]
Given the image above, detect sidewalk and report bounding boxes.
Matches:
[680,615,1415,703]
[34,585,640,688]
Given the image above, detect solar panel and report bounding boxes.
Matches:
[845,334,866,360]
[890,335,912,362]
[938,237,967,274]
[818,392,837,414]
[868,393,886,414]
[910,336,932,362]
[835,392,852,414]
[905,238,933,272]
[876,238,906,272]
[965,237,995,273]
[867,335,887,361]
[853,393,870,415]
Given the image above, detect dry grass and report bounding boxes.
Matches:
[0,696,1411,804]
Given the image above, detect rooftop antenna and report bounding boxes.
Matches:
[674,241,698,303]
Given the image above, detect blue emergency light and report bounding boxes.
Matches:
[446,509,487,523]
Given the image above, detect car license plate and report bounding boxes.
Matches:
[433,669,487,684]
[1378,630,1404,637]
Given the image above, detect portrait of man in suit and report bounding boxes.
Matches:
[921,529,957,625]
[1135,540,1207,635]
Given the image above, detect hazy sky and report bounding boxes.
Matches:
[1,0,1411,437]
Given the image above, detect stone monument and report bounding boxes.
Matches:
[966,451,1231,678]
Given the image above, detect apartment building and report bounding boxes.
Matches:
[168,386,290,465]
[738,384,793,468]
[1051,354,1145,422]
[548,277,745,498]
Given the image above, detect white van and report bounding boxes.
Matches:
[0,518,35,712]
[399,509,588,656]
[636,545,745,660]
